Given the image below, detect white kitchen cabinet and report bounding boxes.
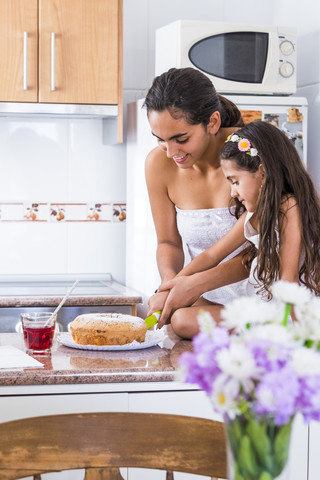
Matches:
[308,421,320,480]
[128,391,309,480]
[128,390,220,480]
[0,384,310,480]
[0,392,129,480]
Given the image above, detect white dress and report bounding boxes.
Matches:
[175,206,249,304]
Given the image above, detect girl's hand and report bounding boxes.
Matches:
[157,275,202,327]
[147,290,169,317]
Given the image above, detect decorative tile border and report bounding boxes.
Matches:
[0,202,126,223]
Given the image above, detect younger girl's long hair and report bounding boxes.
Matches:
[220,120,320,297]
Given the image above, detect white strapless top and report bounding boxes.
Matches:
[175,206,249,304]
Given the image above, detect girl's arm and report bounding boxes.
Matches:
[145,148,185,281]
[278,197,302,283]
[145,148,185,314]
[157,250,250,327]
[156,214,248,326]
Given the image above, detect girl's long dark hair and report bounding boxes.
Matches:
[220,120,320,297]
[143,67,244,128]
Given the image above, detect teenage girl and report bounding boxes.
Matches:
[158,120,320,338]
[144,67,249,321]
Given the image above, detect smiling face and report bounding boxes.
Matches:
[148,109,218,168]
[221,159,265,212]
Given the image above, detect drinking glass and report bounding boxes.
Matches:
[21,312,56,355]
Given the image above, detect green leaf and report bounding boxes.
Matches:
[246,417,272,471]
[238,435,259,477]
[258,471,273,480]
[233,415,243,440]
[274,422,292,475]
[226,416,243,456]
[234,461,246,480]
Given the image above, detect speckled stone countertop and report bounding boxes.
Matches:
[0,279,142,308]
[0,327,192,387]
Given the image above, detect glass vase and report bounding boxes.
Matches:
[224,412,294,480]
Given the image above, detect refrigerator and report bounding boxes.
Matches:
[126,96,308,316]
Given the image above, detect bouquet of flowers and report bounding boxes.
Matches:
[179,281,320,480]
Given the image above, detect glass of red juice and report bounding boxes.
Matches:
[21,312,56,355]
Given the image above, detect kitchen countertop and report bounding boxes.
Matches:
[0,279,142,308]
[0,326,192,387]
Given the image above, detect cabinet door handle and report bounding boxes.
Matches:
[23,32,28,90]
[51,32,55,91]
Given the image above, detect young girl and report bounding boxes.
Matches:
[158,120,320,338]
[144,67,249,319]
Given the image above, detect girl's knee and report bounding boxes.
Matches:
[171,310,184,334]
[171,309,199,339]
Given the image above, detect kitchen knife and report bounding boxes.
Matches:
[144,310,162,329]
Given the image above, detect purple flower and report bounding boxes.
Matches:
[179,351,218,394]
[248,338,290,371]
[193,328,229,353]
[178,288,320,426]
[296,376,320,423]
[179,328,229,395]
[254,367,299,425]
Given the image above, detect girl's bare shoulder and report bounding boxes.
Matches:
[146,146,168,164]
[145,147,176,178]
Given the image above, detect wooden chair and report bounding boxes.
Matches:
[0,412,227,480]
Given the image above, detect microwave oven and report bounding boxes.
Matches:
[155,20,297,95]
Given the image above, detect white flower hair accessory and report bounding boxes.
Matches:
[226,134,258,157]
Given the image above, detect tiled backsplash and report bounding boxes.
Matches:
[0,117,126,281]
[0,202,126,223]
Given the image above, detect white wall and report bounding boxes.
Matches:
[0,117,126,282]
[273,0,320,186]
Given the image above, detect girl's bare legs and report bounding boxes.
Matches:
[170,297,224,339]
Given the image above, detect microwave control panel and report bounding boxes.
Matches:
[278,34,296,79]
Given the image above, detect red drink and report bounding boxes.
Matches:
[23,325,55,353]
[21,312,56,355]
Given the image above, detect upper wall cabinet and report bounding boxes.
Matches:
[0,0,123,140]
[0,0,38,102]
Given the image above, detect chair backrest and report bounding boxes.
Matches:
[0,412,227,480]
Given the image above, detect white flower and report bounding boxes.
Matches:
[292,318,320,344]
[251,148,258,156]
[216,341,260,393]
[210,374,240,417]
[244,323,295,346]
[271,280,311,305]
[295,296,320,323]
[180,280,320,423]
[291,348,320,377]
[230,134,239,142]
[221,296,282,332]
[197,310,216,335]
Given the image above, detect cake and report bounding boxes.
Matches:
[68,313,147,346]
